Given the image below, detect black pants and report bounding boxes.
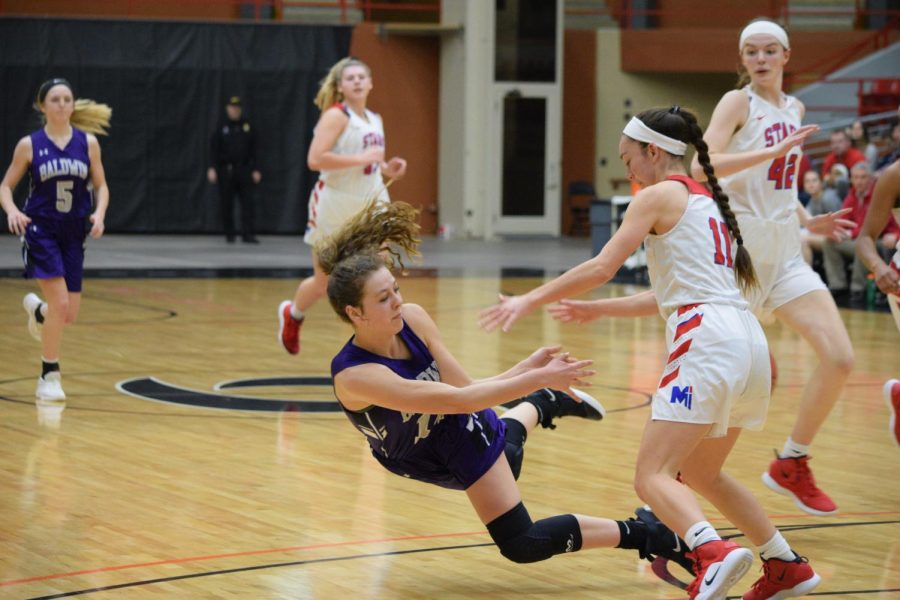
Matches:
[216,164,255,239]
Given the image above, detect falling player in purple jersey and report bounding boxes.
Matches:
[322,200,695,578]
[0,78,111,402]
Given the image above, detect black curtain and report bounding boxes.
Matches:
[0,17,351,233]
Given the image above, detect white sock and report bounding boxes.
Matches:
[780,437,810,459]
[685,521,721,550]
[290,305,304,321]
[758,531,795,562]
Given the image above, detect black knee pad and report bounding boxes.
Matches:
[501,417,527,480]
[486,502,582,564]
[504,442,524,481]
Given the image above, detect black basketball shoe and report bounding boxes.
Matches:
[504,388,605,429]
[634,506,694,576]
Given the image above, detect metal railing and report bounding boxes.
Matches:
[0,0,441,22]
[784,17,899,89]
[800,77,900,116]
[566,1,900,29]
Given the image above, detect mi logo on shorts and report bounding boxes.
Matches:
[670,385,693,410]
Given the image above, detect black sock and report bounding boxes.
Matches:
[41,360,60,378]
[522,389,558,429]
[615,519,648,550]
[34,304,45,324]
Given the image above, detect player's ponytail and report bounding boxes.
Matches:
[314,57,371,112]
[34,79,111,136]
[71,100,112,136]
[316,200,421,323]
[634,106,759,295]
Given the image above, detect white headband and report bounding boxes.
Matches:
[622,117,687,156]
[739,21,789,50]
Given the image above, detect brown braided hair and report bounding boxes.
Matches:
[634,106,759,294]
[316,200,421,323]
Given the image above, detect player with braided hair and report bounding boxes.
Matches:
[480,106,820,599]
[324,200,696,577]
[692,19,856,520]
[1,78,111,402]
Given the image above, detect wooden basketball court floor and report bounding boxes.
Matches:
[0,237,898,599]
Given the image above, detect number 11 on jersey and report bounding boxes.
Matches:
[708,217,734,268]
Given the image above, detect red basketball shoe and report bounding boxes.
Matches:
[685,540,754,600]
[885,379,900,448]
[278,300,303,355]
[762,452,836,516]
[742,555,820,600]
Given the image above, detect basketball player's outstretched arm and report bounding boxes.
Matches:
[857,161,900,295]
[548,290,659,324]
[479,187,663,333]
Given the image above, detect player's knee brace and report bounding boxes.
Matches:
[501,417,527,480]
[486,502,582,564]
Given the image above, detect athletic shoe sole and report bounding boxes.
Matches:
[36,379,66,402]
[570,387,606,419]
[885,379,900,448]
[765,572,822,600]
[761,472,837,516]
[695,547,754,600]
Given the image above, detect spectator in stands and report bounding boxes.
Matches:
[823,162,900,301]
[849,120,878,171]
[824,163,850,200]
[821,129,866,180]
[796,153,813,198]
[800,170,843,265]
[876,121,900,172]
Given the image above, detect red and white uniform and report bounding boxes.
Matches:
[718,86,826,319]
[645,175,770,437]
[304,104,389,245]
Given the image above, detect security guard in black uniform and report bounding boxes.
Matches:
[207,96,261,243]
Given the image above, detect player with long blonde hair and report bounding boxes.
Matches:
[0,78,111,401]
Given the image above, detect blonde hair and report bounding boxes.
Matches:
[313,57,371,112]
[316,200,421,323]
[70,99,112,136]
[34,79,112,136]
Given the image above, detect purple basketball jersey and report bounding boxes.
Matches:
[25,127,92,220]
[332,319,506,490]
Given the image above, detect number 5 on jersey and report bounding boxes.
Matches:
[56,180,73,213]
[767,154,798,190]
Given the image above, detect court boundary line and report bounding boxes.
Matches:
[5,517,899,590]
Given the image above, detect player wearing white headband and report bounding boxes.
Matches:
[691,19,855,530]
[481,105,820,600]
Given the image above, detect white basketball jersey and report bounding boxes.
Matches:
[319,104,386,198]
[645,176,749,319]
[718,86,803,224]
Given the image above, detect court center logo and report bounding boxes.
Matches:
[116,376,341,412]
